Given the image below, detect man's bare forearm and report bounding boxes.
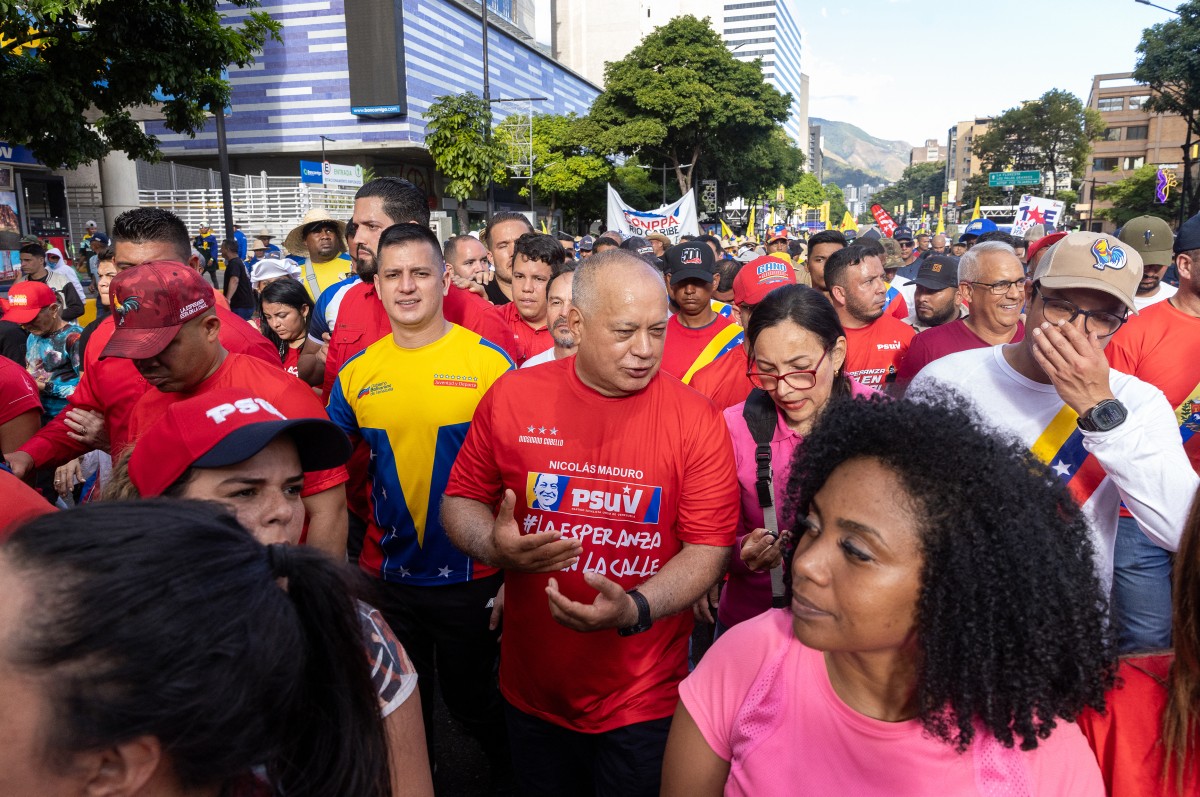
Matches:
[442,495,501,565]
[636,542,729,621]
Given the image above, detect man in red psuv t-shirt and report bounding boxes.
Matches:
[824,243,914,391]
[4,208,279,482]
[473,232,562,366]
[442,250,738,797]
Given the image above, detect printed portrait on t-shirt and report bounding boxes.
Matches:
[529,472,565,511]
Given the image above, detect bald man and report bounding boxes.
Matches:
[442,250,739,797]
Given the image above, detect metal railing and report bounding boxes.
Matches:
[136,184,359,242]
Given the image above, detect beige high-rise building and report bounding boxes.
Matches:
[1080,72,1193,233]
[944,118,992,210]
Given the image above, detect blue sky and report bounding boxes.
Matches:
[801,0,1175,145]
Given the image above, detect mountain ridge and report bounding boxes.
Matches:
[812,117,913,183]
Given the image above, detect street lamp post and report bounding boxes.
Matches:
[1134,0,1182,15]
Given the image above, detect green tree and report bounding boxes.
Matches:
[871,162,946,221]
[424,92,503,232]
[494,112,613,223]
[957,173,1010,216]
[0,0,280,168]
[1133,0,1200,218]
[785,172,826,210]
[706,127,804,210]
[1095,164,1180,226]
[588,15,791,196]
[824,183,848,226]
[972,89,1105,196]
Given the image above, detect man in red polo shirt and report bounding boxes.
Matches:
[690,255,798,410]
[660,243,743,383]
[4,208,277,481]
[442,250,738,797]
[824,243,914,391]
[100,261,349,558]
[475,232,563,366]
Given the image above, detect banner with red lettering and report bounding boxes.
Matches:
[606,184,700,241]
[870,204,898,237]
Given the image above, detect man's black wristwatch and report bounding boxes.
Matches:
[1077,399,1128,433]
[618,589,653,637]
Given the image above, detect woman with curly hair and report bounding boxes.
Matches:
[662,394,1115,795]
[1078,487,1200,795]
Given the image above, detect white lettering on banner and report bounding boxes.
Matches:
[606,184,700,241]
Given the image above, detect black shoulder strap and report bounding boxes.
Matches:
[742,388,776,509]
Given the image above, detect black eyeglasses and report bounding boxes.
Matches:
[970,278,1027,295]
[1033,285,1127,338]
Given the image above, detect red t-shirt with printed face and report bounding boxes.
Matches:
[841,314,915,389]
[445,357,739,733]
[128,352,347,497]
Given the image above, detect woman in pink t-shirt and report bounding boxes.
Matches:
[715,284,880,632]
[664,395,1115,796]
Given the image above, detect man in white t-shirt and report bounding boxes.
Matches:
[522,264,576,368]
[910,231,1196,588]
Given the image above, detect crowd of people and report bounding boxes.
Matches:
[1,174,1198,797]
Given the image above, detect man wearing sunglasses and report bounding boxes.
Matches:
[910,232,1196,590]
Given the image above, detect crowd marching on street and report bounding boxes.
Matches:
[2,152,1200,796]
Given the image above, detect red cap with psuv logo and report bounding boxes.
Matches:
[127,388,352,497]
[733,255,797,306]
[100,260,215,360]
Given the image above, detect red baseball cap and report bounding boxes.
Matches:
[128,388,352,498]
[733,255,797,306]
[1,281,58,324]
[100,261,215,360]
[1024,231,1067,265]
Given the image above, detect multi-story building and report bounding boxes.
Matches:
[136,0,599,224]
[1080,72,1193,232]
[944,117,991,208]
[808,123,824,183]
[910,139,947,167]
[552,0,808,146]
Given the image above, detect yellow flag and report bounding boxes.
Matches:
[929,195,937,214]
[906,199,913,214]
[819,201,830,224]
[720,218,733,239]
[540,218,549,234]
[838,211,857,233]
[769,205,776,226]
[936,206,945,235]
[747,206,756,237]
[971,196,982,221]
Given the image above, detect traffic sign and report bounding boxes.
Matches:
[989,170,1041,187]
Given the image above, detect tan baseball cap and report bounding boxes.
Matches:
[1032,232,1143,313]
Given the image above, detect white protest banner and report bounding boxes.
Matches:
[1011,194,1065,237]
[606,184,700,241]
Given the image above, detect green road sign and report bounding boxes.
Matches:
[988,170,1042,187]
